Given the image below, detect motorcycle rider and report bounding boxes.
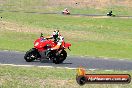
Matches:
[39,30,64,61]
[62,8,70,14]
[44,30,65,61]
[107,11,113,16]
[46,30,64,51]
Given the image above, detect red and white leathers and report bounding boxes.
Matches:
[51,35,64,50]
[62,8,70,14]
[46,31,64,50]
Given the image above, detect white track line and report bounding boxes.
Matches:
[0,63,130,72]
[0,63,77,70]
[0,63,90,70]
[104,70,113,71]
[89,69,96,71]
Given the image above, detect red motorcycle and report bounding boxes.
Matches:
[24,33,71,64]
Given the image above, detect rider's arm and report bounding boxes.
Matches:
[45,36,53,39]
[51,36,64,50]
[51,41,62,50]
[51,45,61,50]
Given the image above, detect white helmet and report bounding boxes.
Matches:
[52,30,60,39]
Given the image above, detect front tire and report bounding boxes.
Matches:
[24,48,40,62]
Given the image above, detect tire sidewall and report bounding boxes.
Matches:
[54,50,67,64]
[24,48,39,62]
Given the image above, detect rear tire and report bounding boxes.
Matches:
[67,13,70,15]
[54,50,67,64]
[24,48,40,62]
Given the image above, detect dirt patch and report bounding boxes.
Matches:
[0,20,107,41]
[0,21,53,34]
[47,0,132,8]
[1,0,132,10]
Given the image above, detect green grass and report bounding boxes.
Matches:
[0,65,132,88]
[0,30,34,51]
[0,12,132,59]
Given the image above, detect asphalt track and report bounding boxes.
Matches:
[0,10,132,18]
[0,50,132,71]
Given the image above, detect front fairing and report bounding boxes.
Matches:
[64,42,71,48]
[34,38,56,51]
[34,38,47,51]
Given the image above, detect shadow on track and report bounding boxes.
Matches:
[32,60,72,64]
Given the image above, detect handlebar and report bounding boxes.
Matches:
[40,33,43,37]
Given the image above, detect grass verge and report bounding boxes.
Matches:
[0,65,132,88]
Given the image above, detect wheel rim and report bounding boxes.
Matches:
[59,52,66,61]
[26,53,35,60]
[59,53,63,60]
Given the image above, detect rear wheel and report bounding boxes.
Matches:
[24,48,40,62]
[54,50,67,64]
[67,13,70,15]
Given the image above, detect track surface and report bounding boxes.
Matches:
[0,50,132,71]
[0,10,132,18]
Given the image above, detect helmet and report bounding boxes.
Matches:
[52,30,59,40]
[65,8,68,11]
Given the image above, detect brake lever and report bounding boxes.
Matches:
[40,33,43,37]
[68,47,71,51]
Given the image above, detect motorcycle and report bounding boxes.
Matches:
[62,11,70,15]
[107,11,115,17]
[107,13,115,17]
[24,33,71,64]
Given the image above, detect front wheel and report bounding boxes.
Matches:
[24,48,40,62]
